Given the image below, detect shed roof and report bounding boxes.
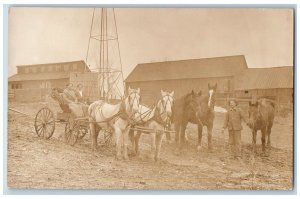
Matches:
[234,66,293,90]
[8,72,70,82]
[125,55,248,82]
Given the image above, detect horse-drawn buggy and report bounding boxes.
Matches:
[33,86,177,161]
[33,88,113,147]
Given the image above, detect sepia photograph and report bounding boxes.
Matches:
[6,6,294,191]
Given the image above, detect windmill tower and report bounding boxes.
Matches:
[85,8,124,101]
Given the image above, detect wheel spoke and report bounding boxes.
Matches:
[45,120,55,124]
[41,109,46,120]
[35,118,44,123]
[46,109,51,119]
[41,126,45,138]
[36,125,43,136]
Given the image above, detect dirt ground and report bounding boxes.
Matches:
[7,101,294,190]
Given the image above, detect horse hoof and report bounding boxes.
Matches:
[174,148,180,156]
[131,151,136,157]
[123,156,129,161]
[197,145,202,151]
[92,147,97,152]
[116,155,122,160]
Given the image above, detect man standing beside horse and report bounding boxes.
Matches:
[221,99,249,159]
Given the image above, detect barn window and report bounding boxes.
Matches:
[45,81,51,88]
[11,84,15,89]
[56,65,61,72]
[73,64,78,71]
[47,65,52,72]
[64,64,69,71]
[25,67,29,73]
[244,90,249,94]
[31,67,37,73]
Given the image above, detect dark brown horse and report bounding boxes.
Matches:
[174,83,216,152]
[173,90,202,151]
[196,83,217,151]
[248,98,275,153]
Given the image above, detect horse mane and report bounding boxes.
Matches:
[258,98,276,109]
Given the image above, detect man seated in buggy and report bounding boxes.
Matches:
[51,83,88,117]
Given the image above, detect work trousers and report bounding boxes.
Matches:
[228,130,242,158]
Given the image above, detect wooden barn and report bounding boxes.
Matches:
[125,55,248,106]
[234,66,294,105]
[8,60,90,102]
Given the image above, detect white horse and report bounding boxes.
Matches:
[88,87,140,160]
[130,90,174,161]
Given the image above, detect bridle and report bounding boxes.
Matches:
[126,90,140,113]
[156,93,174,127]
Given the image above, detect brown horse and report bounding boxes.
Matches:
[174,83,217,152]
[173,90,202,151]
[196,83,217,151]
[248,98,275,154]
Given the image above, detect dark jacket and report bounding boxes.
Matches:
[223,107,248,131]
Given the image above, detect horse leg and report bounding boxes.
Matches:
[267,124,272,148]
[174,123,181,155]
[150,132,156,160]
[252,130,257,153]
[128,128,136,156]
[180,121,188,149]
[165,131,171,144]
[89,121,97,151]
[175,122,180,145]
[155,131,164,162]
[207,124,213,151]
[122,127,129,160]
[114,127,122,160]
[261,128,266,154]
[197,124,203,151]
[135,131,142,156]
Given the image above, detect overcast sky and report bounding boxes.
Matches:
[8,7,294,78]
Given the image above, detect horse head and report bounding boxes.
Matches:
[183,90,203,120]
[248,101,260,129]
[158,90,175,120]
[208,83,217,111]
[127,87,141,114]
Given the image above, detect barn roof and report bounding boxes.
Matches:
[16,60,90,72]
[234,66,294,90]
[8,72,70,82]
[125,55,248,82]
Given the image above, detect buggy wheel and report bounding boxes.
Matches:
[64,119,79,146]
[104,129,114,146]
[34,107,55,139]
